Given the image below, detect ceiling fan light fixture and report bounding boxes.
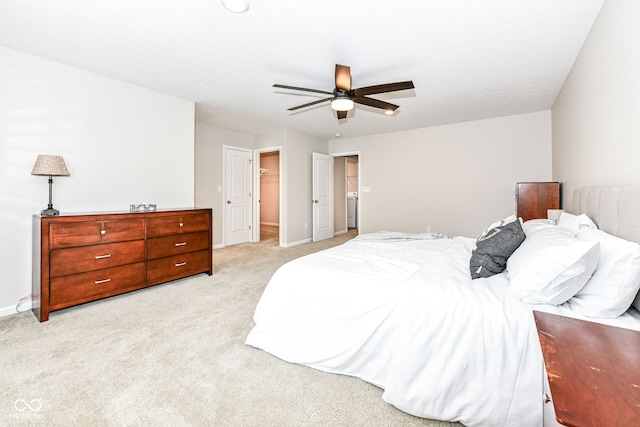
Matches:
[275,64,414,121]
[330,97,354,111]
[221,0,249,13]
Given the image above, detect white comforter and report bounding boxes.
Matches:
[245,232,543,427]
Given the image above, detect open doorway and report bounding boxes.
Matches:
[333,153,359,236]
[257,150,280,245]
[346,156,358,230]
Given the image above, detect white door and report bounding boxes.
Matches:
[224,146,252,246]
[312,152,334,242]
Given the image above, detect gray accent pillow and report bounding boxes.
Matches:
[470,218,526,279]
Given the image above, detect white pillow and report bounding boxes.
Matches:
[521,219,555,236]
[565,228,640,318]
[482,214,520,231]
[507,226,599,305]
[557,212,597,235]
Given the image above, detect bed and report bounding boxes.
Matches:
[245,186,640,427]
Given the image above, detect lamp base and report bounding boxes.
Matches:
[41,208,60,216]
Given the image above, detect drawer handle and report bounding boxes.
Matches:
[179,222,184,227]
[100,230,106,235]
[95,254,112,259]
[175,262,187,267]
[175,242,187,247]
[94,278,111,285]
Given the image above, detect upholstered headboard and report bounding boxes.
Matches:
[573,186,640,245]
[573,186,640,313]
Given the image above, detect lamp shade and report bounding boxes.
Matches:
[31,155,70,177]
[547,209,565,224]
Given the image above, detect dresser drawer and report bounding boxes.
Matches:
[50,219,145,248]
[147,249,210,282]
[50,240,145,277]
[147,213,210,237]
[100,219,145,243]
[146,231,210,260]
[49,262,145,306]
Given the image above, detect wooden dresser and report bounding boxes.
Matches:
[534,311,640,426]
[515,182,560,222]
[32,208,212,322]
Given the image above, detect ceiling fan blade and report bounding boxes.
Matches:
[354,81,415,96]
[287,97,333,111]
[335,64,351,91]
[273,84,333,95]
[337,110,348,120]
[353,96,399,111]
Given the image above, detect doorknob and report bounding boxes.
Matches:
[227,200,231,204]
[312,200,319,203]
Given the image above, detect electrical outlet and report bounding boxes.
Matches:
[426,226,431,233]
[304,222,308,229]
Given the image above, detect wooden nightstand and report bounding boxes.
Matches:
[533,311,640,427]
[516,182,560,222]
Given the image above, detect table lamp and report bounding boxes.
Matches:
[31,154,70,216]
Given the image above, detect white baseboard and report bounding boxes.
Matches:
[281,238,312,248]
[335,229,348,236]
[0,300,32,318]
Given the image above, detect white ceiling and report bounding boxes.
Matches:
[0,0,605,140]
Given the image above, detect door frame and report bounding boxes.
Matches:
[253,146,283,245]
[330,151,362,233]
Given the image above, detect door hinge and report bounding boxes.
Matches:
[249,225,252,230]
[249,159,252,164]
[249,192,252,197]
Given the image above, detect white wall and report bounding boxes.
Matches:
[330,111,552,238]
[552,0,640,208]
[195,126,329,247]
[281,130,328,245]
[0,46,195,316]
[195,123,252,247]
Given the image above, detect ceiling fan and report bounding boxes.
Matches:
[274,64,415,120]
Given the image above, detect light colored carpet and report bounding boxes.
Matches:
[0,231,460,427]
